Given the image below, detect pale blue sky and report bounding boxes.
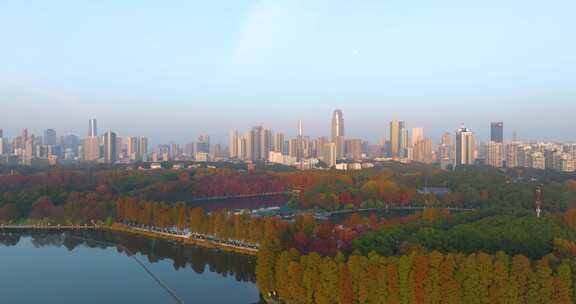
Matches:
[1,0,575,143]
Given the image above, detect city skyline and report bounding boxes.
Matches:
[2,113,575,173]
[0,111,571,145]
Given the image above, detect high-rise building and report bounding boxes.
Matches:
[84,137,100,161]
[104,130,117,163]
[261,129,273,161]
[23,136,34,166]
[331,109,345,159]
[400,128,409,155]
[84,119,100,161]
[505,143,519,168]
[0,138,4,155]
[126,136,139,161]
[302,136,311,158]
[88,119,97,138]
[273,132,284,153]
[43,129,57,146]
[0,129,4,156]
[414,138,433,164]
[297,120,304,161]
[344,139,363,160]
[242,131,252,160]
[22,128,29,143]
[530,152,545,170]
[250,126,263,160]
[456,127,475,165]
[517,145,531,168]
[411,128,424,147]
[228,129,239,159]
[487,141,504,168]
[196,134,210,154]
[288,138,299,159]
[490,122,504,143]
[389,120,406,157]
[139,137,148,161]
[322,142,337,168]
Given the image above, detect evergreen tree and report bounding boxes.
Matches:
[256,239,280,298]
[489,251,510,304]
[439,254,460,304]
[425,251,443,304]
[339,263,355,304]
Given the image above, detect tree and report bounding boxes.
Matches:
[339,262,355,304]
[439,254,460,304]
[386,259,401,304]
[553,260,572,304]
[287,261,307,304]
[319,257,340,304]
[425,251,443,304]
[489,251,509,304]
[534,259,554,304]
[256,239,280,297]
[413,254,429,304]
[456,254,481,304]
[508,255,531,304]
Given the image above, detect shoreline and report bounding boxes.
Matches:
[109,224,259,257]
[0,224,259,256]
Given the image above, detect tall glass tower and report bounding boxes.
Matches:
[331,109,344,159]
[490,122,504,143]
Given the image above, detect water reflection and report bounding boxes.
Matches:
[0,231,257,283]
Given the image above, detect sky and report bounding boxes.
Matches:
[1,0,575,144]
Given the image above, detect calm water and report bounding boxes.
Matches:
[0,231,263,304]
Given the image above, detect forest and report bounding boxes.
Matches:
[1,163,576,224]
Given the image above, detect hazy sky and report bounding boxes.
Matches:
[1,0,575,144]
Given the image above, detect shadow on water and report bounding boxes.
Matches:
[0,230,259,285]
[0,231,267,303]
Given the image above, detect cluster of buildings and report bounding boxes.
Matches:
[0,111,574,172]
[227,110,366,169]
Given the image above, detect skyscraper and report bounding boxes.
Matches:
[344,139,362,160]
[84,118,100,161]
[438,131,454,169]
[88,118,97,138]
[273,132,284,153]
[126,136,139,161]
[505,143,519,168]
[411,128,424,147]
[297,120,304,161]
[331,109,345,159]
[251,126,263,160]
[229,129,239,159]
[139,137,148,161]
[43,129,57,146]
[456,127,475,165]
[487,141,504,168]
[104,130,117,163]
[389,120,406,157]
[261,129,273,161]
[322,142,337,168]
[490,122,504,143]
[196,134,210,154]
[242,131,252,160]
[414,138,433,164]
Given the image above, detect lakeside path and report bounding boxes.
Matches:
[0,224,259,257]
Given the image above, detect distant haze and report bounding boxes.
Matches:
[1,0,575,143]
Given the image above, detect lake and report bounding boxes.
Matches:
[0,231,263,304]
